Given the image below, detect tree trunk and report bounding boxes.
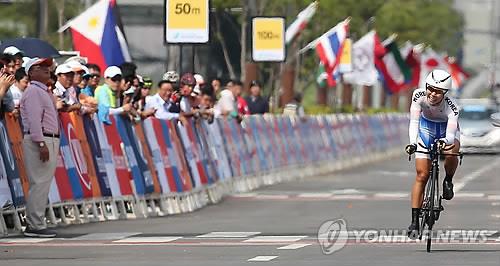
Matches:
[215,11,236,79]
[317,85,328,105]
[362,85,372,110]
[342,83,353,109]
[280,66,295,106]
[57,0,65,50]
[390,92,400,110]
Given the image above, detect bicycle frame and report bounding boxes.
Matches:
[409,139,463,252]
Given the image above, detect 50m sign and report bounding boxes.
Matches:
[165,0,209,43]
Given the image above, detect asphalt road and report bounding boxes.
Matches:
[1,153,499,265]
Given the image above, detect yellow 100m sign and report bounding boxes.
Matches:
[252,17,285,62]
[166,0,209,43]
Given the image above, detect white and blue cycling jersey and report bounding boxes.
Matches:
[409,88,460,158]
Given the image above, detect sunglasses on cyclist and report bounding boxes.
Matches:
[426,84,447,95]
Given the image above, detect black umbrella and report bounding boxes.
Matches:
[0,37,60,58]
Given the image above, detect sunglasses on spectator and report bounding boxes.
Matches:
[110,75,122,82]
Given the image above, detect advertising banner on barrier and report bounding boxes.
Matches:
[143,118,178,193]
[115,115,154,195]
[94,116,131,197]
[166,120,193,191]
[59,113,93,199]
[177,123,203,187]
[68,113,102,197]
[219,119,240,177]
[202,120,232,180]
[0,119,24,206]
[228,120,248,176]
[133,122,161,194]
[0,146,13,208]
[247,117,268,172]
[193,121,216,184]
[82,115,112,197]
[57,122,85,200]
[3,113,30,196]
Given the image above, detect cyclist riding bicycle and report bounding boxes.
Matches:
[405,69,461,239]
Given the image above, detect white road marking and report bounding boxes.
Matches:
[331,189,363,195]
[254,195,290,200]
[487,195,500,200]
[454,192,485,198]
[196,232,261,238]
[375,171,413,177]
[0,238,56,243]
[297,193,333,198]
[243,236,307,243]
[231,193,258,198]
[113,237,181,243]
[73,232,141,241]
[374,192,409,198]
[277,243,311,250]
[248,256,278,262]
[491,214,500,219]
[331,195,367,200]
[491,202,500,206]
[454,158,500,192]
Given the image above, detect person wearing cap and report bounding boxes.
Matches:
[20,57,60,238]
[3,46,24,71]
[80,64,101,97]
[245,80,269,115]
[95,66,132,124]
[53,63,81,112]
[66,60,89,95]
[179,73,197,118]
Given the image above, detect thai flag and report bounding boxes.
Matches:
[315,21,349,86]
[64,0,131,71]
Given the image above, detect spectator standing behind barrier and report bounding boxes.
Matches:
[20,57,60,238]
[3,46,24,71]
[211,77,222,97]
[0,53,16,115]
[80,64,101,97]
[132,76,155,119]
[145,80,181,120]
[179,73,197,119]
[245,80,269,115]
[96,66,132,124]
[11,67,28,107]
[283,92,305,118]
[234,81,250,115]
[53,64,82,113]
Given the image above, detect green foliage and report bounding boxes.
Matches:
[0,0,83,50]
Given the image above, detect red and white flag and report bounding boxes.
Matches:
[285,1,318,44]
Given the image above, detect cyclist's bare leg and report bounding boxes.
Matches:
[409,158,432,238]
[444,139,461,179]
[411,158,431,208]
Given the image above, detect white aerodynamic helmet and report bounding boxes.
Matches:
[425,69,452,91]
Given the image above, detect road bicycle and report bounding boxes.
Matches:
[408,139,463,252]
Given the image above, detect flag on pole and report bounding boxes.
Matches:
[343,31,379,86]
[285,1,318,44]
[400,41,424,89]
[445,56,469,90]
[419,47,448,88]
[316,62,339,87]
[374,35,412,93]
[62,0,131,72]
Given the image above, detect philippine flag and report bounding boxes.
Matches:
[314,20,349,86]
[65,0,131,71]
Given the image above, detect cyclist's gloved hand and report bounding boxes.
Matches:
[437,139,447,150]
[405,143,417,154]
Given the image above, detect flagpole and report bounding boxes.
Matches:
[298,17,351,54]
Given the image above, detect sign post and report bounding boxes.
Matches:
[165,0,210,74]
